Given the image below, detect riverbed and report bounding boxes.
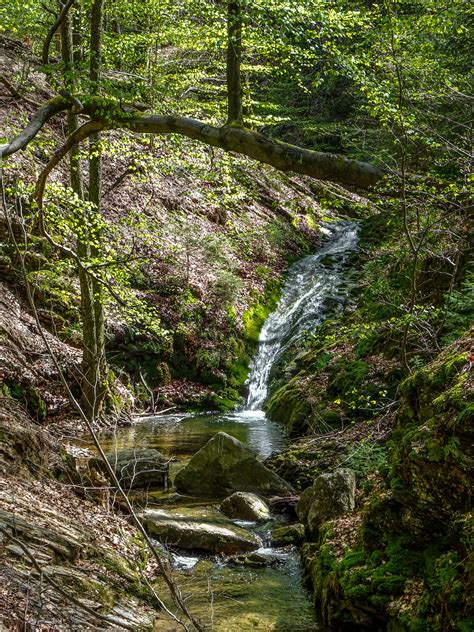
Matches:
[85,222,359,630]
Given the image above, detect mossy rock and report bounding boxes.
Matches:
[174,432,294,498]
[91,448,169,489]
[271,522,305,546]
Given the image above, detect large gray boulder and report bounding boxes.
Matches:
[220,492,271,522]
[140,508,260,554]
[174,432,293,498]
[90,448,169,489]
[297,469,356,537]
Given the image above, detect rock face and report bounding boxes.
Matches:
[220,492,271,522]
[91,448,169,489]
[140,508,261,554]
[174,432,293,497]
[297,469,356,536]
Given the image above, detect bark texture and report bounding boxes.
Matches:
[227,1,244,125]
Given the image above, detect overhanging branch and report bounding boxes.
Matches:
[42,0,76,67]
[2,97,385,188]
[124,114,385,188]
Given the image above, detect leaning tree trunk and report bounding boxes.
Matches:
[226,1,243,126]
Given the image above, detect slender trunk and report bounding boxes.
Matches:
[72,7,83,64]
[61,3,107,421]
[81,0,108,422]
[226,1,243,126]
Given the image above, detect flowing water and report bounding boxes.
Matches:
[82,222,359,630]
[245,222,359,411]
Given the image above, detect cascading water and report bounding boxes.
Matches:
[245,221,359,411]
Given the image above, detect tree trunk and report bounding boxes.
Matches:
[60,4,107,422]
[226,1,243,126]
[80,0,108,422]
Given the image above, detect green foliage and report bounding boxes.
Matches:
[441,269,474,345]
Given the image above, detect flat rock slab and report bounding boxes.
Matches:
[174,432,293,498]
[140,507,261,554]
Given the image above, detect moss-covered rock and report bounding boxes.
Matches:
[140,507,261,554]
[297,469,356,538]
[271,522,305,546]
[174,432,294,497]
[220,492,271,522]
[300,334,473,632]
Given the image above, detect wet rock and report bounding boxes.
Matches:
[90,448,169,489]
[228,552,280,568]
[140,508,261,554]
[174,432,293,498]
[220,492,271,522]
[271,523,305,546]
[297,469,356,537]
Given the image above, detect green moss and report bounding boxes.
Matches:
[155,361,171,386]
[213,277,283,408]
[3,382,47,420]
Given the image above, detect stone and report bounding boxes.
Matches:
[297,469,356,537]
[174,432,293,498]
[228,552,280,568]
[270,523,305,546]
[140,507,260,554]
[220,492,271,522]
[90,448,168,490]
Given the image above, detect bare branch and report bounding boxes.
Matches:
[34,119,104,207]
[42,0,76,67]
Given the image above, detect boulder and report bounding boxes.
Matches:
[140,508,260,554]
[270,523,305,547]
[90,448,168,489]
[174,432,293,497]
[220,492,271,522]
[297,469,356,537]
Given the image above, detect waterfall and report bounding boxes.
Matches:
[244,222,359,411]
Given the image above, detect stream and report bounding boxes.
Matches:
[89,222,359,630]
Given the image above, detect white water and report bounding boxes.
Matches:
[245,222,359,411]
